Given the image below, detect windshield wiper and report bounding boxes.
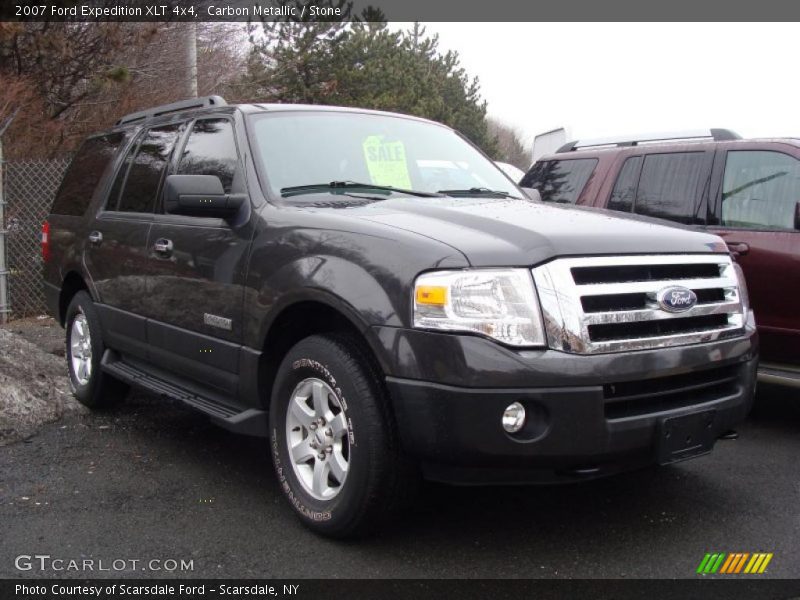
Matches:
[281,181,441,198]
[437,187,522,199]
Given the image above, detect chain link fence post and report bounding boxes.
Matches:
[0,138,9,324]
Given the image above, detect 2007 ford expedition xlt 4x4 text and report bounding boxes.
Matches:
[43,97,757,537]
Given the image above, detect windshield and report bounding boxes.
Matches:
[248,111,520,198]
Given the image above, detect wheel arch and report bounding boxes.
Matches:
[251,293,393,411]
[58,271,92,326]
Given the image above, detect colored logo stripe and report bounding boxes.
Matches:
[698,552,773,574]
[697,553,726,574]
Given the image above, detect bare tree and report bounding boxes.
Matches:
[487,117,529,169]
[0,22,247,158]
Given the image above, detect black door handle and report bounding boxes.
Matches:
[153,238,173,257]
[88,231,103,245]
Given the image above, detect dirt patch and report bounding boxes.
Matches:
[0,324,85,445]
[1,315,65,356]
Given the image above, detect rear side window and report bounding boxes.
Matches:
[112,124,182,213]
[607,156,643,213]
[633,152,706,224]
[51,133,127,216]
[721,150,800,230]
[520,158,597,204]
[177,119,239,193]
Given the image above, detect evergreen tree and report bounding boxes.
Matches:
[236,18,495,154]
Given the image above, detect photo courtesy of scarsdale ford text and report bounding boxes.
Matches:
[14,583,302,597]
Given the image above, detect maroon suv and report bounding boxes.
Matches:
[521,129,799,387]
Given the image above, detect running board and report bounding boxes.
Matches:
[101,351,268,437]
[758,363,800,389]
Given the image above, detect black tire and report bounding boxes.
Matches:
[65,291,129,409]
[270,333,417,538]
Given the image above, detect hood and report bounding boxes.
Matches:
[340,196,727,266]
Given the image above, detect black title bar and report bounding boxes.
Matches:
[3,0,800,22]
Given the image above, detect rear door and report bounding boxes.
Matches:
[708,146,800,366]
[85,123,182,360]
[143,116,254,395]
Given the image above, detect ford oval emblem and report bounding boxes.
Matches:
[657,286,698,313]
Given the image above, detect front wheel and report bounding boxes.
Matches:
[269,333,416,537]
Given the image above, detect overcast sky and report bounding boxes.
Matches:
[409,22,798,151]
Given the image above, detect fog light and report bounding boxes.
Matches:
[502,402,526,433]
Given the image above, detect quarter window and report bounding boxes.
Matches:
[51,132,128,216]
[177,119,238,193]
[721,151,800,230]
[633,152,706,224]
[520,158,597,204]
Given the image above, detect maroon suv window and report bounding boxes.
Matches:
[608,156,643,213]
[633,152,706,224]
[722,150,800,230]
[521,158,597,204]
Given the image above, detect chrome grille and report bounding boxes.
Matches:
[532,254,746,354]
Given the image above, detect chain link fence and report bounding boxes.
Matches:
[1,157,70,320]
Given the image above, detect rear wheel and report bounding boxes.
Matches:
[270,333,416,537]
[65,291,129,408]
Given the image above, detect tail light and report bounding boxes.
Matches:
[41,221,51,263]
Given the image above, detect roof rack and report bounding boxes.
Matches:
[115,96,227,126]
[556,128,741,153]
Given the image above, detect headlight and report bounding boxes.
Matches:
[732,262,750,314]
[413,269,545,347]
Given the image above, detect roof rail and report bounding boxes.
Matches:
[556,128,741,153]
[115,96,227,126]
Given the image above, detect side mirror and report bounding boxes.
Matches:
[521,187,541,202]
[164,174,245,218]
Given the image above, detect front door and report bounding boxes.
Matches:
[709,147,800,366]
[143,116,254,395]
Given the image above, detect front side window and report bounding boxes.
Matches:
[633,152,706,224]
[721,150,800,230]
[248,112,520,198]
[112,124,181,213]
[520,158,597,204]
[177,119,239,193]
[52,132,128,216]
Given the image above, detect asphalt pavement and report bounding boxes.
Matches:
[1,383,798,579]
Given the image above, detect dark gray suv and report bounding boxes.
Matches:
[43,97,758,537]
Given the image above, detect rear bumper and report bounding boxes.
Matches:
[381,326,758,484]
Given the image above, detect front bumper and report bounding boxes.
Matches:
[377,325,758,484]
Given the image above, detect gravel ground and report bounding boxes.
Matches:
[0,317,798,579]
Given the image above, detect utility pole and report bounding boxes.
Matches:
[186,22,198,97]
